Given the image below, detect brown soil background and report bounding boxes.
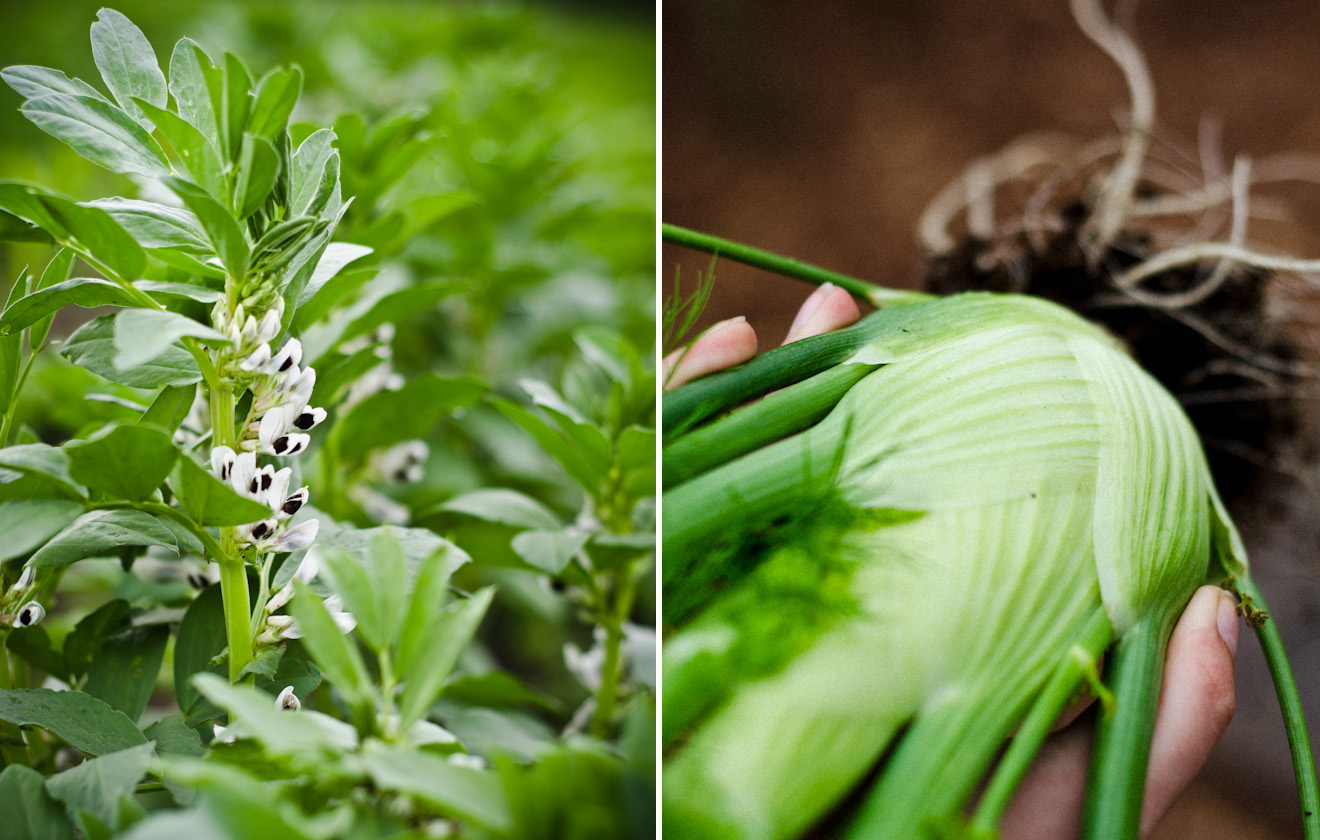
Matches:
[662,1,1320,836]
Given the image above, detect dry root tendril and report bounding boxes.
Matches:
[920,0,1320,502]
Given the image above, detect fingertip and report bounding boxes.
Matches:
[783,284,862,344]
[1140,585,1238,834]
[663,317,759,390]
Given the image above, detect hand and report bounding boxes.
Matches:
[662,283,1240,839]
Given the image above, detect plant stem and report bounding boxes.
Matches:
[663,223,932,308]
[0,350,37,447]
[1238,575,1320,840]
[1080,612,1174,840]
[591,560,637,739]
[208,372,255,684]
[218,557,253,684]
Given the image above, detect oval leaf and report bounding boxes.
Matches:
[171,454,270,526]
[65,424,178,502]
[20,94,170,178]
[90,8,167,129]
[63,314,202,389]
[112,308,229,370]
[0,688,148,755]
[29,509,180,568]
[0,499,85,563]
[0,278,139,336]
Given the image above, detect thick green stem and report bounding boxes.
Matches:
[663,361,878,489]
[218,558,253,683]
[207,375,254,684]
[1080,612,1174,840]
[972,610,1114,832]
[591,561,637,739]
[663,223,931,308]
[1238,575,1320,840]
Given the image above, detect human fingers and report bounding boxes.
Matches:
[783,282,862,344]
[662,317,758,390]
[1000,585,1239,839]
[1138,584,1238,835]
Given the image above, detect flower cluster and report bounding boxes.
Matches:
[209,297,326,553]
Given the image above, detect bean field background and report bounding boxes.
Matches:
[0,1,655,838]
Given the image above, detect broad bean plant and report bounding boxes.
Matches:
[0,9,654,838]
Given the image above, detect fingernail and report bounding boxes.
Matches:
[788,284,835,336]
[707,315,747,336]
[1216,591,1240,657]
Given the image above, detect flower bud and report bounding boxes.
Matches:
[16,601,45,628]
[275,685,301,711]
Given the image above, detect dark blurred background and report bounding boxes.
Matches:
[664,1,1320,837]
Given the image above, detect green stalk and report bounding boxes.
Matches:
[663,314,898,440]
[1238,575,1320,839]
[971,610,1114,832]
[591,560,637,739]
[0,350,38,447]
[1080,612,1175,840]
[662,223,931,308]
[663,361,877,489]
[207,377,254,684]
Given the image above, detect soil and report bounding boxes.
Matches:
[664,1,1320,836]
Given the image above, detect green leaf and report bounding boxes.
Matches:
[0,499,84,562]
[295,242,372,307]
[0,689,148,755]
[336,374,486,461]
[316,525,469,587]
[63,599,132,679]
[192,674,357,761]
[0,278,139,336]
[63,315,202,389]
[47,741,154,832]
[139,384,196,433]
[289,129,337,217]
[317,530,405,654]
[162,177,248,280]
[29,510,181,568]
[65,423,178,502]
[168,39,223,154]
[395,545,457,675]
[438,488,561,530]
[362,747,511,832]
[287,582,373,712]
[397,587,494,728]
[2,65,106,102]
[512,529,589,575]
[141,716,204,757]
[90,8,167,129]
[0,211,52,244]
[112,308,229,370]
[0,444,85,498]
[491,398,604,492]
[41,194,146,283]
[87,198,209,253]
[173,585,225,726]
[135,281,223,304]
[83,626,169,721]
[0,764,75,840]
[233,133,279,220]
[247,66,302,142]
[520,379,612,473]
[6,625,68,682]
[30,248,75,350]
[20,94,170,178]
[234,645,283,682]
[171,453,269,526]
[221,53,252,162]
[133,101,225,201]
